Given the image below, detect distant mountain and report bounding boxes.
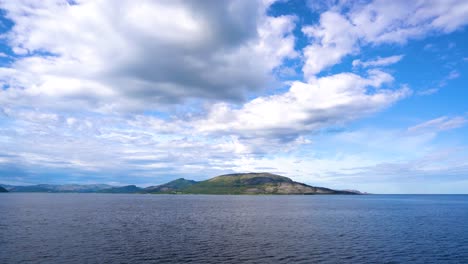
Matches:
[146,173,358,195]
[144,178,197,193]
[0,186,8,192]
[99,185,143,193]
[53,184,113,192]
[1,173,361,195]
[7,184,56,192]
[1,184,113,193]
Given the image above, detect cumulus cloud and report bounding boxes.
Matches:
[302,11,357,78]
[0,66,410,184]
[195,70,409,138]
[302,0,468,76]
[0,0,297,111]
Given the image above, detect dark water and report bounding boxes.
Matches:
[1,194,468,264]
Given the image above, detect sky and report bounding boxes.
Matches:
[0,0,467,194]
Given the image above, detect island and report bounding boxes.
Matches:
[143,173,358,194]
[1,173,361,195]
[0,186,8,192]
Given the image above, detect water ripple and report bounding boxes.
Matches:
[1,194,468,263]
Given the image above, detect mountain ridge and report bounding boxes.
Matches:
[176,173,356,195]
[144,178,197,193]
[1,173,361,195]
[0,183,113,193]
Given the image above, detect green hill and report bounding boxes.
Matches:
[144,178,197,193]
[147,173,357,195]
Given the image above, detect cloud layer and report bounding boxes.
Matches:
[0,0,467,192]
[0,0,296,111]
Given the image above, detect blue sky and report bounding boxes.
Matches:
[0,0,467,193]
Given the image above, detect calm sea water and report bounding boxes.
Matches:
[1,194,468,264]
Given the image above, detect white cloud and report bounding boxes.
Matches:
[447,70,460,80]
[302,0,468,77]
[0,66,411,182]
[0,0,297,111]
[195,70,410,137]
[0,0,466,191]
[352,55,404,68]
[349,0,468,43]
[1,105,466,192]
[340,146,468,193]
[306,0,347,12]
[302,11,358,78]
[416,70,461,96]
[417,88,439,96]
[201,125,468,193]
[0,109,232,180]
[408,116,468,133]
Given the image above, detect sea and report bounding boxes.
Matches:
[1,194,467,263]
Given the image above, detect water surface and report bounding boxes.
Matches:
[1,194,468,263]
